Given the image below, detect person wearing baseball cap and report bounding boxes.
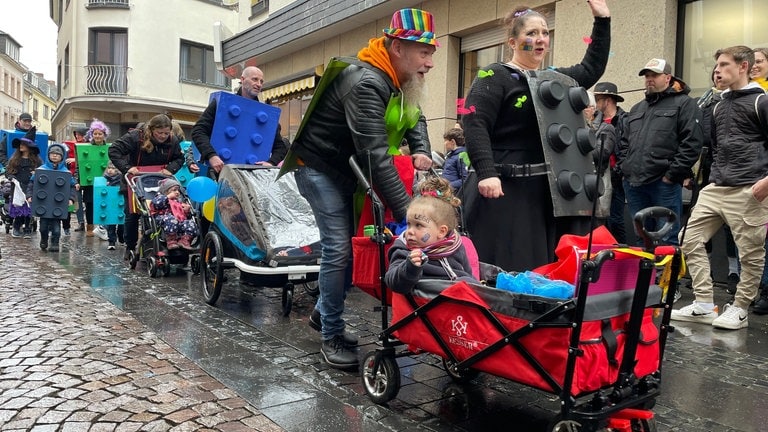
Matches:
[619,57,704,246]
[0,113,35,167]
[284,8,439,370]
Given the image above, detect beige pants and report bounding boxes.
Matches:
[680,184,768,310]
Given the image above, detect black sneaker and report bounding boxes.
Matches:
[321,335,358,370]
[49,244,59,252]
[309,309,358,346]
[39,241,47,251]
[727,273,739,295]
[108,242,116,250]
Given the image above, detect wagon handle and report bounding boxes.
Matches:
[633,206,677,252]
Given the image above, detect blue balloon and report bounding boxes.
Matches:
[186,176,217,202]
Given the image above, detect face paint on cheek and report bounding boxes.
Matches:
[520,38,534,51]
[421,233,431,243]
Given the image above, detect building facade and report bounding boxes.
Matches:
[218,0,768,153]
[23,72,58,138]
[49,0,240,143]
[0,31,25,131]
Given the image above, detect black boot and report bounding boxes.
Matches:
[753,286,768,315]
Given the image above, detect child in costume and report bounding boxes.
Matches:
[103,161,125,250]
[150,178,198,250]
[5,128,42,238]
[27,143,77,252]
[385,176,477,293]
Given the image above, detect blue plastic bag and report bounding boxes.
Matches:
[496,271,574,300]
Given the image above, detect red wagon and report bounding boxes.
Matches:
[349,156,681,432]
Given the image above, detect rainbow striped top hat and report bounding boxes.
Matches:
[383,8,440,47]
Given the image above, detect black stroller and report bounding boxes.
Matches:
[125,172,201,277]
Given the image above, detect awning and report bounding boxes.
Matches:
[261,76,316,100]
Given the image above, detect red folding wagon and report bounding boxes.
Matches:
[349,156,682,432]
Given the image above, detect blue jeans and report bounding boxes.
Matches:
[39,218,61,246]
[75,188,84,224]
[294,167,356,340]
[624,178,682,246]
[107,224,124,243]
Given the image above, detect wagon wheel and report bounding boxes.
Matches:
[548,416,605,432]
[442,357,480,383]
[147,256,159,278]
[631,418,657,432]
[361,350,400,404]
[201,231,224,305]
[281,282,294,317]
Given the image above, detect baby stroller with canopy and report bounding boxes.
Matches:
[199,165,321,316]
[125,172,201,277]
[350,155,681,432]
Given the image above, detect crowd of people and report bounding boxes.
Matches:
[5,1,768,373]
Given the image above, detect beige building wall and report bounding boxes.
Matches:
[248,0,680,153]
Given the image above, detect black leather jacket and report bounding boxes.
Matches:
[109,129,184,175]
[291,58,431,221]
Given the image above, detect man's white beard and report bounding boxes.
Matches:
[401,75,427,107]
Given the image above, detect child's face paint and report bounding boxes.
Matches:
[404,205,441,249]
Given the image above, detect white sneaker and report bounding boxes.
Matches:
[712,304,748,330]
[94,225,108,241]
[670,302,718,324]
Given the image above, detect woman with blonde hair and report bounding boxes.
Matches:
[109,114,185,258]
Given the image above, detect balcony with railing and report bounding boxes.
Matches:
[86,0,130,9]
[85,65,128,95]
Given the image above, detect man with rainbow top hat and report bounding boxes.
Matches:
[281,8,438,370]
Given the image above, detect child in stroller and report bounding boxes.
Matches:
[126,173,200,277]
[150,178,198,250]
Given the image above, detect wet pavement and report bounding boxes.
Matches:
[2,229,768,431]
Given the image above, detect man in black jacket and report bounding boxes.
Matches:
[287,8,437,369]
[672,45,768,330]
[619,58,703,245]
[190,66,287,175]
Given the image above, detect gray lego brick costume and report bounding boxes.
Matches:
[31,171,73,219]
[521,68,600,217]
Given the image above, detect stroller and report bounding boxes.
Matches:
[125,172,201,278]
[350,156,681,432]
[0,176,12,233]
[199,165,320,316]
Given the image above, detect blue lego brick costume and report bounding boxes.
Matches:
[208,91,281,165]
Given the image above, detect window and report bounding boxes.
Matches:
[64,45,70,85]
[681,0,768,97]
[675,0,768,97]
[250,0,268,17]
[87,28,128,94]
[44,105,50,120]
[180,40,229,87]
[89,28,127,65]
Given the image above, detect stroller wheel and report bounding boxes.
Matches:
[281,283,294,317]
[302,281,319,297]
[201,231,225,305]
[361,350,400,404]
[190,255,201,275]
[160,257,171,277]
[128,250,138,270]
[147,256,159,278]
[442,357,480,383]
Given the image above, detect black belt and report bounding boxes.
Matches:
[494,162,549,178]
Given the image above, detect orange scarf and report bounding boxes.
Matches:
[357,37,400,89]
